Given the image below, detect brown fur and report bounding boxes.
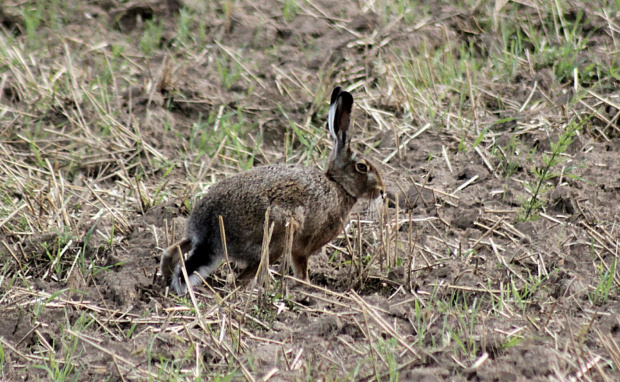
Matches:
[161,86,385,294]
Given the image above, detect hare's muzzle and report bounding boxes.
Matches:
[368,176,385,200]
[374,186,385,200]
[371,172,386,200]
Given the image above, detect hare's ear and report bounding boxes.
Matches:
[328,86,353,153]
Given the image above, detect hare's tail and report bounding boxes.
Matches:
[170,239,220,295]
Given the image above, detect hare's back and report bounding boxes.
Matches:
[187,164,334,239]
[216,164,330,202]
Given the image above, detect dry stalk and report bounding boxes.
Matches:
[219,215,237,293]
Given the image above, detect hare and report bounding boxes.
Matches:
[160,86,385,295]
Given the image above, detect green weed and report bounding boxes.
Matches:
[589,258,617,306]
[140,19,164,56]
[520,118,583,220]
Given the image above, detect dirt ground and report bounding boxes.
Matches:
[1,0,620,381]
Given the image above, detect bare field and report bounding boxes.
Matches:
[1,0,620,380]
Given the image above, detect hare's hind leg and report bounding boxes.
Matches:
[234,244,286,286]
[235,262,260,286]
[160,238,192,281]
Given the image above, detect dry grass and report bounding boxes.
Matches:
[1,0,620,380]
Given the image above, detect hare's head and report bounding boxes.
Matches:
[326,86,384,200]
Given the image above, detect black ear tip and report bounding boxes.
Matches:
[330,86,342,105]
[341,92,353,109]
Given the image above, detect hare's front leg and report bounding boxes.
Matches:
[292,254,310,282]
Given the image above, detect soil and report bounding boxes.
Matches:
[1,0,620,381]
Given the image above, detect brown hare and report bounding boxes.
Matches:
[160,86,385,295]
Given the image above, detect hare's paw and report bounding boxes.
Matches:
[169,271,188,295]
[169,262,218,295]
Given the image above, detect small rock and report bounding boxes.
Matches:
[452,208,479,229]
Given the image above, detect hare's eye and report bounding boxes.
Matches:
[356,162,369,173]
